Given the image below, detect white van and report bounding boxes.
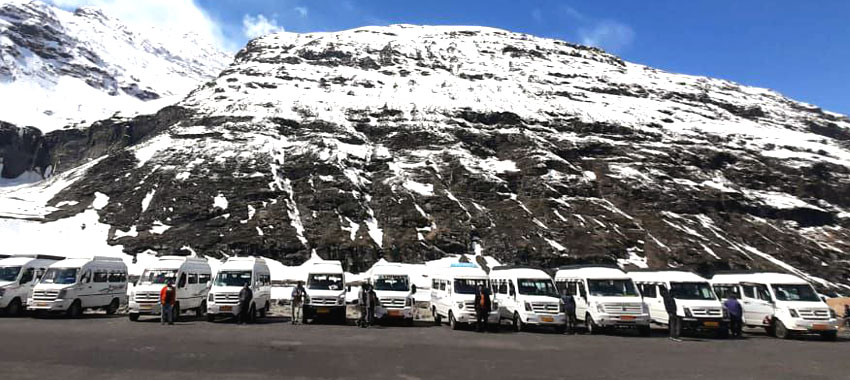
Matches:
[206,256,271,322]
[629,270,728,338]
[711,272,840,340]
[555,265,651,335]
[368,262,415,326]
[490,266,565,333]
[129,256,212,322]
[0,255,62,316]
[303,261,346,324]
[430,263,500,330]
[29,256,128,317]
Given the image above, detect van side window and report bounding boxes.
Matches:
[567,282,577,296]
[432,279,439,289]
[754,284,772,301]
[555,280,566,293]
[199,273,211,284]
[439,281,446,291]
[35,268,46,281]
[742,286,755,299]
[178,273,188,288]
[94,270,108,283]
[640,284,657,298]
[108,271,121,283]
[188,273,199,284]
[498,280,507,294]
[20,268,35,284]
[578,283,587,298]
[508,281,516,296]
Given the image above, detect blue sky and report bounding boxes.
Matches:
[49,0,850,114]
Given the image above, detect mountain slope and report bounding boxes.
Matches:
[2,25,850,290]
[0,0,230,131]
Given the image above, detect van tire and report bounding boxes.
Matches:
[513,312,524,332]
[638,325,651,337]
[585,313,599,335]
[820,331,837,342]
[432,307,441,326]
[774,320,790,339]
[129,313,140,322]
[764,325,775,337]
[67,300,82,318]
[206,313,216,322]
[173,303,181,322]
[105,299,119,315]
[6,298,23,317]
[259,302,268,318]
[197,301,207,318]
[249,305,257,324]
[449,311,459,330]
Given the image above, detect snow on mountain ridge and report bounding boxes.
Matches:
[0,0,230,131]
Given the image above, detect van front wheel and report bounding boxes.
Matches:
[129,313,140,322]
[6,298,23,317]
[513,312,524,332]
[449,311,459,330]
[67,300,82,318]
[206,313,216,322]
[197,302,206,318]
[432,308,441,326]
[774,320,790,340]
[585,313,599,335]
[105,299,119,315]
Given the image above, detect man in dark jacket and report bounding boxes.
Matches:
[238,282,253,325]
[661,287,680,341]
[561,288,577,334]
[723,293,744,338]
[473,285,492,332]
[359,283,375,327]
[291,281,306,325]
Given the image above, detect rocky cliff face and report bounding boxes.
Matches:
[0,1,230,132]
[2,25,850,290]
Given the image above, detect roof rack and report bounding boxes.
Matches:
[557,264,622,270]
[491,265,544,272]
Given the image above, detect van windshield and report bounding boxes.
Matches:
[588,279,639,297]
[308,274,343,290]
[454,278,488,294]
[42,268,78,285]
[0,266,22,282]
[139,269,178,285]
[518,279,558,297]
[214,271,252,287]
[374,275,409,291]
[771,284,820,302]
[670,282,716,300]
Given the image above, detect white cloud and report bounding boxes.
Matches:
[242,14,285,39]
[293,6,308,18]
[44,0,232,50]
[579,20,635,53]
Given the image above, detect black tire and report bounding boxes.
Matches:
[774,320,790,340]
[129,313,140,322]
[406,317,414,327]
[449,311,459,330]
[197,301,207,318]
[432,308,441,326]
[259,302,268,318]
[249,305,257,324]
[105,299,119,315]
[172,303,181,323]
[6,298,23,317]
[206,313,216,322]
[820,331,838,342]
[67,300,82,319]
[585,313,599,335]
[764,325,775,337]
[555,324,566,334]
[513,312,524,332]
[638,325,652,337]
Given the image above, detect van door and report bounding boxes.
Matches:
[643,284,666,324]
[741,283,773,326]
[79,269,93,307]
[574,281,589,321]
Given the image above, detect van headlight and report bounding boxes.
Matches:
[208,293,215,302]
[524,302,532,311]
[457,302,465,310]
[789,309,799,318]
[57,289,68,299]
[829,309,837,318]
[559,302,565,312]
[493,301,499,309]
[338,295,346,305]
[405,297,412,307]
[596,303,605,313]
[684,307,693,318]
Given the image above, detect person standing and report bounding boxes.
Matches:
[661,287,680,341]
[723,293,744,338]
[238,282,253,325]
[291,281,306,325]
[358,283,371,328]
[473,285,492,332]
[561,288,577,334]
[844,304,850,328]
[159,280,176,325]
[368,283,379,326]
[406,284,418,321]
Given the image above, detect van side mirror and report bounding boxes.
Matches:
[347,286,352,292]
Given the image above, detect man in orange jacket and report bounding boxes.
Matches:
[160,280,177,325]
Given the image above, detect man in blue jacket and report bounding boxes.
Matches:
[723,293,744,338]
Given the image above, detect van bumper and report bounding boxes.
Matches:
[381,307,414,319]
[681,317,728,330]
[789,319,839,332]
[596,313,651,327]
[207,303,241,316]
[523,313,566,326]
[304,305,345,319]
[129,302,161,315]
[27,299,72,311]
[455,310,500,324]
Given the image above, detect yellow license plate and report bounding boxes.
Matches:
[812,324,829,331]
[703,321,719,328]
[388,310,401,317]
[140,304,153,309]
[221,306,233,312]
[36,302,48,307]
[621,315,635,321]
[541,316,554,323]
[317,307,330,314]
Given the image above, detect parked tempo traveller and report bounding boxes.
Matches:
[368,262,414,326]
[302,261,347,324]
[711,272,840,341]
[430,263,500,330]
[629,270,729,338]
[555,265,651,335]
[0,255,62,316]
[206,256,271,322]
[491,266,565,333]
[129,256,212,322]
[28,256,128,317]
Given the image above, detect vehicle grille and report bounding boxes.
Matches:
[531,302,560,314]
[309,297,338,306]
[134,292,158,303]
[798,308,830,320]
[380,297,405,309]
[214,293,239,305]
[32,290,59,301]
[463,301,476,310]
[602,303,643,315]
[690,307,722,317]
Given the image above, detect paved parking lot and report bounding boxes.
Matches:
[0,313,847,380]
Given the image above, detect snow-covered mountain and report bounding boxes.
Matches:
[0,0,230,132]
[2,25,850,290]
